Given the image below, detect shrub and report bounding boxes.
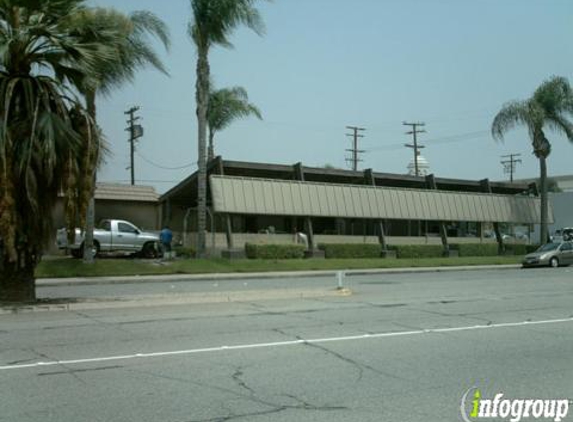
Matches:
[317,243,382,259]
[173,246,196,259]
[505,244,528,256]
[245,243,305,259]
[455,243,499,257]
[525,244,541,254]
[394,245,445,259]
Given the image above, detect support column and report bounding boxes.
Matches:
[216,156,234,250]
[364,169,388,251]
[426,174,450,256]
[293,162,315,251]
[480,178,504,255]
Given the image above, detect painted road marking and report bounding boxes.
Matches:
[1,317,572,372]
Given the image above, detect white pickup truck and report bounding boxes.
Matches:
[56,219,159,258]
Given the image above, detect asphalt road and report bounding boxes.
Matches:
[1,267,573,422]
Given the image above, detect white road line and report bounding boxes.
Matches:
[2,317,572,372]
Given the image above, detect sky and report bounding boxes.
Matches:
[90,0,573,194]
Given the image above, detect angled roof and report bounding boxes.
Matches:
[160,157,533,205]
[210,175,549,224]
[95,183,159,202]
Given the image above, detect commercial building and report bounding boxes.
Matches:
[160,157,547,253]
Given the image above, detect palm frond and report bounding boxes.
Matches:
[190,0,267,49]
[491,100,533,141]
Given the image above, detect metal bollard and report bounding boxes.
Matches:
[336,270,345,289]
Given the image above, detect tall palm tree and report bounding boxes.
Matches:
[189,0,266,256]
[67,8,170,263]
[492,76,573,244]
[207,86,262,160]
[0,0,109,302]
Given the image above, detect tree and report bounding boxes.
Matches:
[67,8,170,263]
[207,86,262,160]
[189,0,267,256]
[0,0,108,302]
[492,76,573,244]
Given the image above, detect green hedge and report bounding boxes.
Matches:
[504,244,528,256]
[525,244,541,254]
[318,243,382,259]
[245,243,305,259]
[393,245,445,259]
[455,243,499,257]
[173,246,196,258]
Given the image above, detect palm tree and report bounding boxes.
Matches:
[189,0,267,256]
[207,86,262,160]
[0,0,108,302]
[67,8,170,263]
[492,76,573,244]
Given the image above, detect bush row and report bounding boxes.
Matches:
[245,243,305,259]
[453,243,498,257]
[317,243,382,259]
[243,242,533,259]
[393,245,445,259]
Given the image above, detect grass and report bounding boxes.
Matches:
[35,255,522,279]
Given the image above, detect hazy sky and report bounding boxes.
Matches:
[90,0,573,193]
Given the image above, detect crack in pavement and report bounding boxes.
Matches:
[183,407,288,422]
[302,339,404,383]
[38,365,123,377]
[132,366,347,422]
[29,348,87,385]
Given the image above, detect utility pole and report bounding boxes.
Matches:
[125,106,143,185]
[403,121,426,177]
[345,126,366,171]
[501,153,522,182]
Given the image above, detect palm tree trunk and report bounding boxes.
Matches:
[539,155,549,244]
[83,89,97,263]
[0,257,36,303]
[196,47,209,257]
[207,129,215,162]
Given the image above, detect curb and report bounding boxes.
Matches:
[36,264,521,287]
[0,288,352,315]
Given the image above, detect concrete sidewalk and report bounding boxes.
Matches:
[0,264,520,315]
[37,264,521,287]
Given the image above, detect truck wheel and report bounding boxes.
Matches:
[80,241,100,259]
[142,242,157,259]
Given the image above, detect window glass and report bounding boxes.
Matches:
[99,221,111,231]
[118,223,137,234]
[561,242,573,251]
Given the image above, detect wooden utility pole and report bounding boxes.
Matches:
[403,122,426,177]
[346,126,366,171]
[125,106,143,186]
[500,153,522,182]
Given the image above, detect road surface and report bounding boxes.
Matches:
[1,267,572,421]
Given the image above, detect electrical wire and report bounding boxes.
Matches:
[136,151,197,170]
[365,130,490,153]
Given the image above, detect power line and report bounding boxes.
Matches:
[500,153,522,182]
[403,121,426,177]
[136,151,197,170]
[345,126,366,171]
[366,130,490,152]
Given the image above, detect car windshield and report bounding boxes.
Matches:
[538,243,561,252]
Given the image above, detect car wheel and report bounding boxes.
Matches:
[549,257,559,268]
[142,242,158,259]
[70,248,82,259]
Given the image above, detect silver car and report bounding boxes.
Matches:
[522,242,573,268]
